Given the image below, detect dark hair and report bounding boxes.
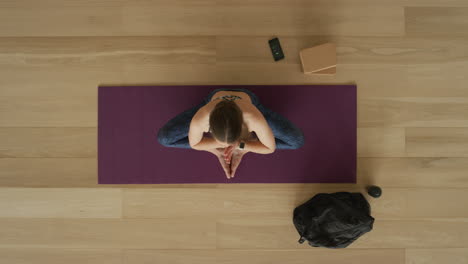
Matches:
[209,100,243,143]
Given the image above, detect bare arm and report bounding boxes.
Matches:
[242,140,273,154]
[242,106,276,154]
[192,137,224,151]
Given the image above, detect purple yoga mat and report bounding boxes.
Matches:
[98,85,356,184]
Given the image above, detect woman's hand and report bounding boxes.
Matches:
[209,147,247,179]
[209,148,232,179]
[223,144,237,165]
[229,149,248,178]
[216,152,232,179]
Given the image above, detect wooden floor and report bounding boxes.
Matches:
[1,0,468,263]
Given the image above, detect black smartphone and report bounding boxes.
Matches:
[268,37,285,61]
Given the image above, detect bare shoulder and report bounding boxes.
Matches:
[191,103,214,133]
[238,101,262,119]
[239,104,265,133]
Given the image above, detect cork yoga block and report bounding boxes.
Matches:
[300,43,337,75]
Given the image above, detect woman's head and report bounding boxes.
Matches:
[209,100,243,144]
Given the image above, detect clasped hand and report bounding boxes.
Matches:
[212,145,248,179]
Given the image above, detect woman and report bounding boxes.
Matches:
[157,88,304,179]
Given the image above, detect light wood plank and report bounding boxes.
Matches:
[406,7,468,36]
[0,159,219,188]
[217,187,468,220]
[0,65,124,97]
[218,249,406,264]
[0,218,215,249]
[219,185,361,217]
[403,62,468,98]
[370,188,468,220]
[0,37,215,66]
[0,188,121,218]
[219,5,403,36]
[123,188,221,218]
[217,36,468,65]
[123,2,404,37]
[0,63,215,97]
[358,158,468,188]
[0,0,126,8]
[216,216,323,249]
[124,249,405,264]
[119,185,468,220]
[406,248,468,264]
[0,248,122,264]
[0,96,96,127]
[0,128,96,157]
[352,220,468,248]
[124,185,358,218]
[121,64,219,85]
[122,3,218,36]
[406,128,468,157]
[0,1,403,36]
[0,158,97,187]
[405,0,468,7]
[358,128,405,157]
[0,6,124,37]
[217,217,468,249]
[201,0,401,5]
[359,97,468,127]
[124,249,214,264]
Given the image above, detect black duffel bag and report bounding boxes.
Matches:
[293,192,375,249]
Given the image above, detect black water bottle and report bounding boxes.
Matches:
[367,185,382,198]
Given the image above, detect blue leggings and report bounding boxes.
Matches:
[157,88,305,149]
